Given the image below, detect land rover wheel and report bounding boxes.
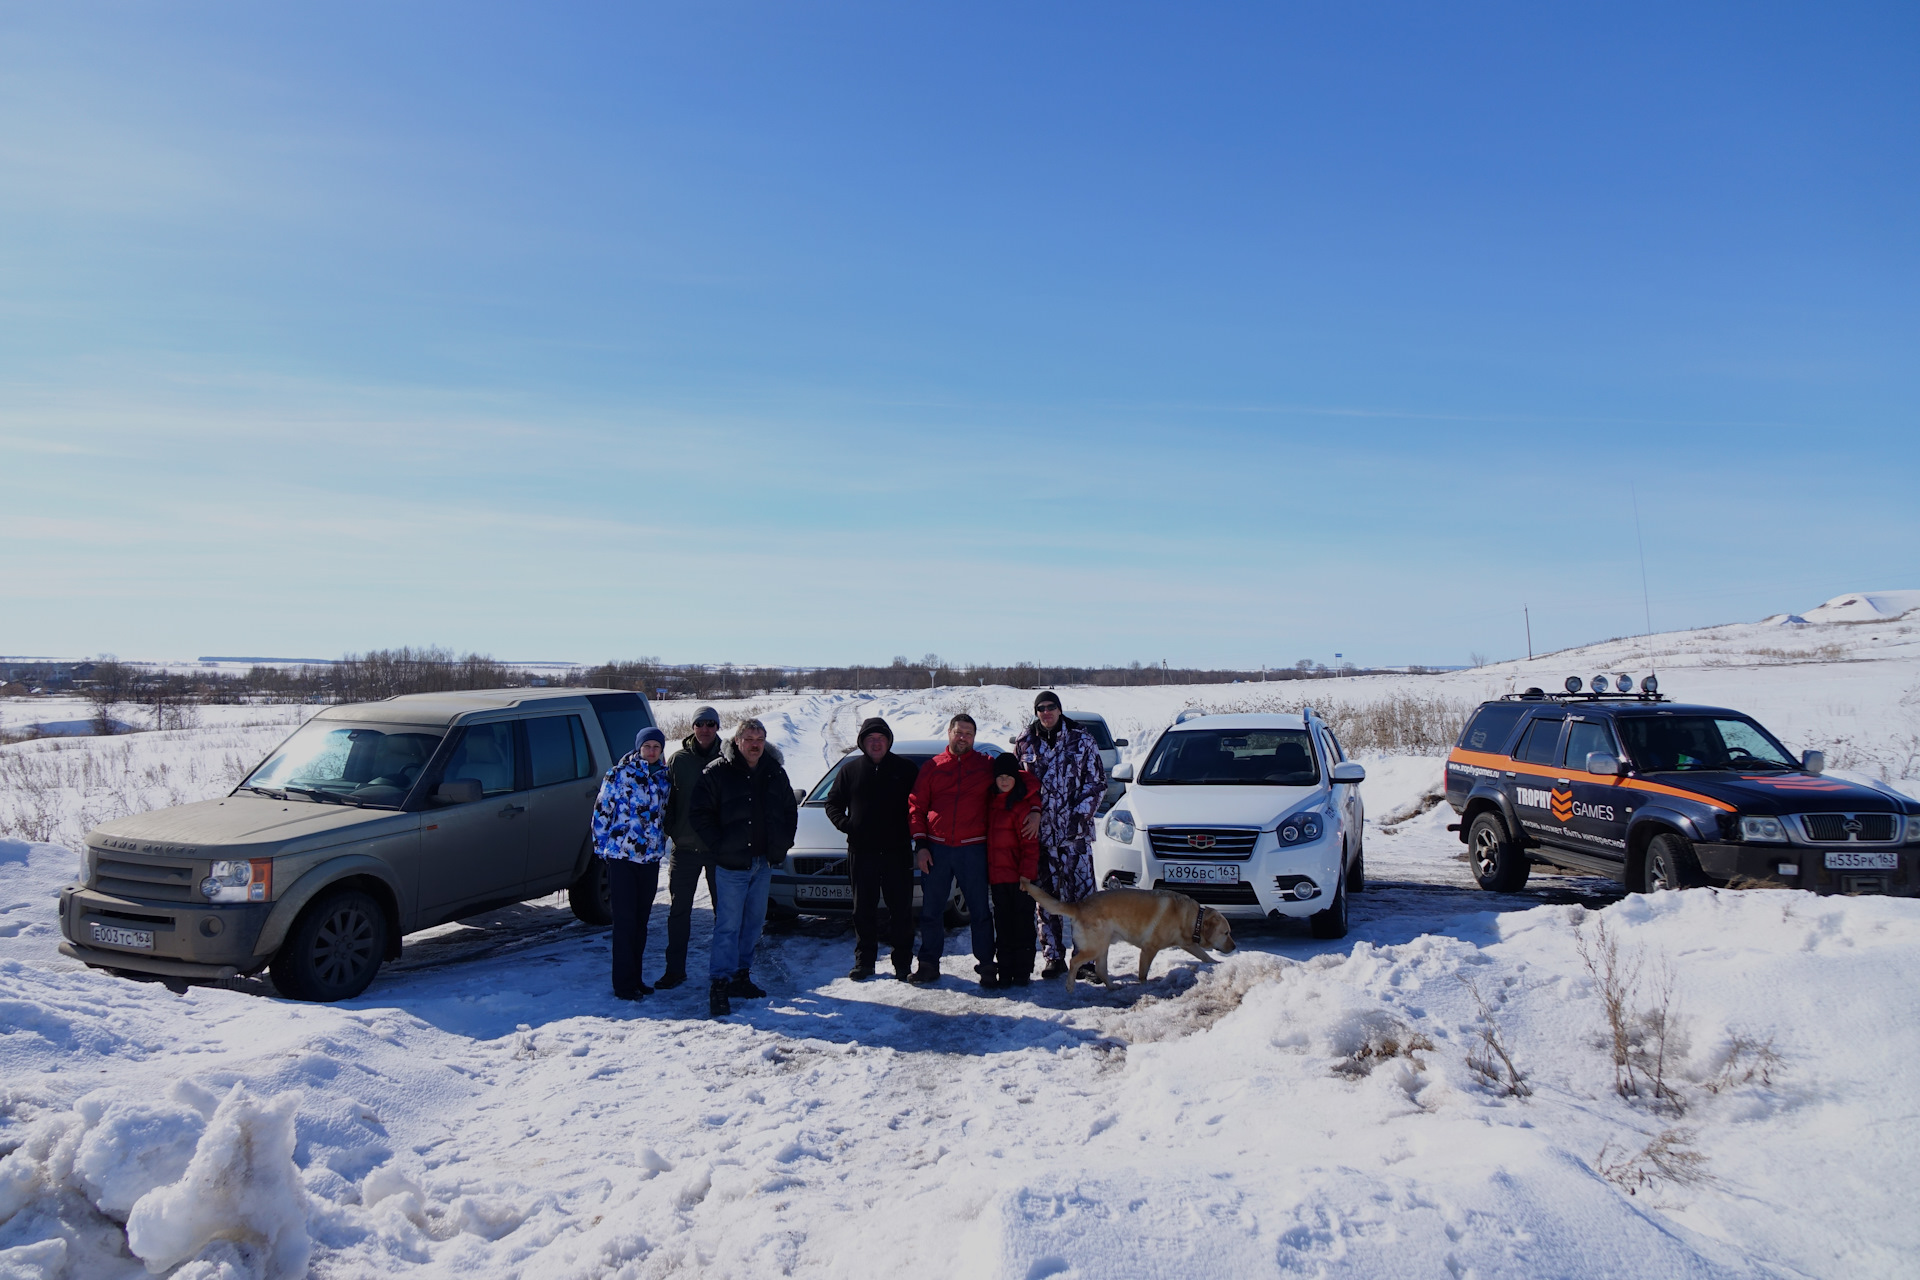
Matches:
[568,856,613,926]
[1469,812,1530,892]
[1309,877,1349,940]
[1640,832,1707,893]
[272,888,388,1002]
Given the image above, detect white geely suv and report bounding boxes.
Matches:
[1091,709,1366,938]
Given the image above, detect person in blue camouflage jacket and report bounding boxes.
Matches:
[593,726,672,1000]
[1013,690,1108,978]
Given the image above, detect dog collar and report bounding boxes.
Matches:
[1191,910,1205,945]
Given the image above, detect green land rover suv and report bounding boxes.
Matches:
[58,687,655,1001]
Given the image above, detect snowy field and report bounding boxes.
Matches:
[3,595,1919,1278]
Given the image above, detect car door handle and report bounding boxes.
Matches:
[499,804,526,817]
[1503,771,1515,778]
[1556,779,1570,786]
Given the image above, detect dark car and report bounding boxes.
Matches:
[1444,678,1919,896]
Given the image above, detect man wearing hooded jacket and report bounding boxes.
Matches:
[1014,690,1107,979]
[824,716,919,981]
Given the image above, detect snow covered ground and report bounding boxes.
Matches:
[4,595,1919,1278]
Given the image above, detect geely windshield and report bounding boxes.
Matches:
[1141,728,1319,786]
[1616,715,1797,772]
[240,721,445,807]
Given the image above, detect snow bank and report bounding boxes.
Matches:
[1799,590,1920,624]
[0,1081,311,1280]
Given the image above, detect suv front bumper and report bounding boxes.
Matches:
[58,884,274,977]
[1693,842,1916,896]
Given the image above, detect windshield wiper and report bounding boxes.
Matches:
[283,786,348,805]
[239,784,288,800]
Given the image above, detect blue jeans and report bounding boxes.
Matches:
[710,860,772,980]
[918,843,995,973]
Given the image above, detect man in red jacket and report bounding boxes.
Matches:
[908,713,1000,987]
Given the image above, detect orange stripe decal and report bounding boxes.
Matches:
[1447,748,1736,812]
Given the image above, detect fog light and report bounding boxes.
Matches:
[200,916,224,937]
[1776,863,1799,877]
[1293,880,1319,901]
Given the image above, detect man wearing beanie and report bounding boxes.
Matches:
[1013,691,1107,979]
[658,706,724,989]
[823,716,920,980]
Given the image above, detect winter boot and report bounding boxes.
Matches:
[708,979,731,1018]
[728,971,767,999]
[653,969,687,990]
[1040,958,1068,980]
[891,957,914,981]
[907,964,941,985]
[849,958,876,981]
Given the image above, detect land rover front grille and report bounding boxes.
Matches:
[95,857,198,902]
[1147,826,1260,859]
[791,856,849,878]
[1798,813,1897,843]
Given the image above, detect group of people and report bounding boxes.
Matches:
[588,692,1107,1017]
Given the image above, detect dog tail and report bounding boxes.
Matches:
[1019,877,1075,918]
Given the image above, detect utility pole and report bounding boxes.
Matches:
[1524,606,1533,661]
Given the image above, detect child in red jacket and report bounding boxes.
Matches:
[986,753,1043,986]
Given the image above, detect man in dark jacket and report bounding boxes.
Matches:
[908,713,999,988]
[690,718,799,1017]
[824,716,920,982]
[657,706,723,989]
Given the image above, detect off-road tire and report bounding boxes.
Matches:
[568,856,613,926]
[1309,877,1349,940]
[272,888,388,1002]
[1640,832,1707,893]
[1469,812,1530,893]
[1346,840,1366,894]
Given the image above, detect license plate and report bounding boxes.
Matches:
[89,922,154,951]
[1824,851,1899,871]
[1161,863,1242,886]
[795,884,854,902]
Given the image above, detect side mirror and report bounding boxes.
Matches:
[1111,762,1135,782]
[792,787,807,805]
[431,779,483,806]
[1330,761,1366,784]
[1586,752,1624,777]
[1114,738,1130,747]
[1802,750,1825,775]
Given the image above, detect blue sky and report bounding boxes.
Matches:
[4,3,1915,668]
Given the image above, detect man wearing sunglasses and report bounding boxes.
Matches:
[658,705,724,989]
[1013,691,1107,980]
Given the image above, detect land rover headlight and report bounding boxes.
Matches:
[1104,809,1136,844]
[1277,810,1325,846]
[201,859,273,903]
[1739,816,1787,844]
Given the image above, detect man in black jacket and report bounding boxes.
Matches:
[690,718,799,1018]
[824,716,920,981]
[657,706,723,989]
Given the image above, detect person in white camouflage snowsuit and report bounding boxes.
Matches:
[1013,690,1107,977]
[591,726,672,1000]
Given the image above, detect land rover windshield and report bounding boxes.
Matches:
[1616,715,1797,772]
[1140,728,1320,786]
[239,721,445,807]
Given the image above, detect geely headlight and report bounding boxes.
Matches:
[1276,810,1325,846]
[1104,809,1136,844]
[1739,815,1787,844]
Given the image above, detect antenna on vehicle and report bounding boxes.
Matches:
[1630,480,1656,680]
